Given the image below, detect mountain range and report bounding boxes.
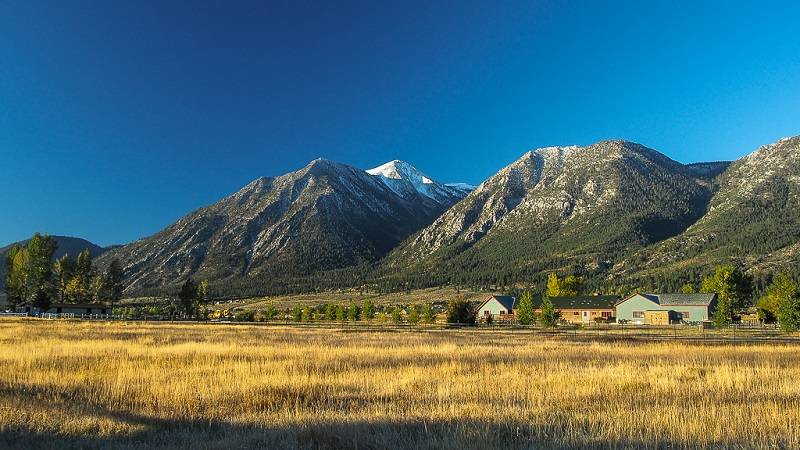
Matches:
[95,159,470,293]
[6,135,799,296]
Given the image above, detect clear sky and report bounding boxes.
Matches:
[2,0,799,246]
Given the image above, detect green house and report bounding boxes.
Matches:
[615,293,717,324]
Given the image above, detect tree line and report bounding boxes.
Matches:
[3,233,123,312]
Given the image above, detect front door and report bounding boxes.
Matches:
[582,311,590,323]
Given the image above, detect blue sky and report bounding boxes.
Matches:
[2,0,799,246]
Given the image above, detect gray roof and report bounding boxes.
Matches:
[546,295,619,310]
[478,295,516,311]
[638,293,716,306]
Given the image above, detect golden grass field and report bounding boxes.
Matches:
[1,319,799,449]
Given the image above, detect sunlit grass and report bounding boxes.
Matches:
[0,318,798,449]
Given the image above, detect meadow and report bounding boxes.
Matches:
[1,319,799,449]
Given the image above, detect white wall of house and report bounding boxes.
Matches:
[478,298,511,317]
[615,294,660,324]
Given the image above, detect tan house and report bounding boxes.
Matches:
[475,295,516,322]
[538,295,619,324]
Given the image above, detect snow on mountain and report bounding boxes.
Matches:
[366,160,472,204]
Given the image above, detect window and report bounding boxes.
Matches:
[602,311,611,318]
[573,311,579,315]
[680,311,690,320]
[484,310,490,316]
[632,311,645,319]
[499,311,505,315]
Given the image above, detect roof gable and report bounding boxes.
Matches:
[618,293,716,307]
[651,293,716,306]
[475,295,516,312]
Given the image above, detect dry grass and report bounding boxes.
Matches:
[1,318,799,449]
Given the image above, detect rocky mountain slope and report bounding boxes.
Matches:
[382,140,716,283]
[97,159,470,293]
[618,136,800,281]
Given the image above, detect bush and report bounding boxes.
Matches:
[236,310,256,322]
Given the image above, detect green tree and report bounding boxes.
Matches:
[53,254,75,303]
[765,274,800,333]
[325,303,336,321]
[407,304,419,324]
[700,264,753,327]
[71,249,94,303]
[546,273,581,297]
[516,290,536,325]
[539,297,561,327]
[756,273,793,323]
[362,300,375,320]
[680,283,696,294]
[301,306,314,322]
[102,258,125,307]
[421,303,436,324]
[335,304,346,321]
[90,274,105,303]
[391,306,402,324]
[347,302,361,321]
[177,278,199,318]
[446,299,475,325]
[197,280,209,303]
[292,304,302,322]
[3,246,29,309]
[25,234,58,305]
[32,289,52,312]
[263,303,278,321]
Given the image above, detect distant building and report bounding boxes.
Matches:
[25,303,111,316]
[615,293,717,324]
[539,295,619,324]
[475,295,516,322]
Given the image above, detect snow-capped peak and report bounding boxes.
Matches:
[368,160,433,187]
[366,160,472,203]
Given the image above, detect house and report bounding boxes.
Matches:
[615,293,717,324]
[539,295,619,324]
[25,303,111,316]
[475,295,516,322]
[0,288,9,311]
